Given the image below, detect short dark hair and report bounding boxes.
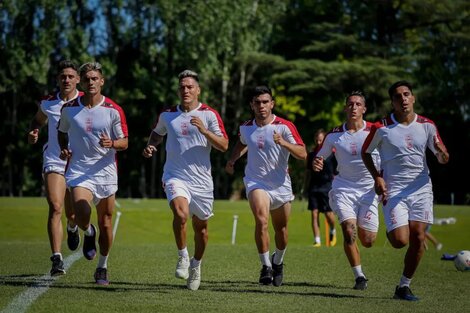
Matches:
[57,60,78,74]
[178,70,199,82]
[345,90,366,105]
[250,85,273,101]
[388,80,413,100]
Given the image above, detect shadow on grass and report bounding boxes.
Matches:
[0,275,374,299]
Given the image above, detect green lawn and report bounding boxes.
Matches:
[0,197,469,313]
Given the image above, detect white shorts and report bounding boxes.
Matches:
[163,178,214,220]
[69,181,117,205]
[244,179,295,210]
[329,188,379,232]
[382,191,433,232]
[43,165,66,176]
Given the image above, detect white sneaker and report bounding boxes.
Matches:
[436,243,443,251]
[175,256,190,279]
[187,261,201,290]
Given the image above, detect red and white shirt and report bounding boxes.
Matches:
[239,115,305,188]
[39,90,82,169]
[362,113,445,197]
[153,103,227,189]
[57,96,128,185]
[317,121,380,192]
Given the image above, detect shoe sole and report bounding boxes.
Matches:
[51,269,66,276]
[175,272,189,279]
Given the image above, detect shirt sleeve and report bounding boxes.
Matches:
[153,113,167,136]
[316,134,333,159]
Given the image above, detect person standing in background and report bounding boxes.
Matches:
[305,129,337,247]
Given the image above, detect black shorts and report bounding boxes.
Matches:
[308,191,332,213]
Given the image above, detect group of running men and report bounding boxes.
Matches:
[29,60,449,301]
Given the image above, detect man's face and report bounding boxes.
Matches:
[178,77,200,106]
[80,70,104,96]
[391,86,415,114]
[345,95,366,120]
[57,68,80,94]
[250,93,274,119]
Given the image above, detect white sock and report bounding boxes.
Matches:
[273,248,286,265]
[352,265,365,279]
[259,251,271,267]
[190,258,201,268]
[314,236,321,244]
[85,225,95,236]
[330,228,336,236]
[178,247,189,258]
[67,223,78,232]
[97,254,108,269]
[399,275,412,287]
[52,252,63,260]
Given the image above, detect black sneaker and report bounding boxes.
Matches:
[271,254,284,287]
[393,285,419,301]
[83,224,97,260]
[50,255,65,276]
[67,226,80,251]
[353,276,368,290]
[259,265,273,285]
[94,267,109,285]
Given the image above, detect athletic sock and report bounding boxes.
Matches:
[273,248,286,265]
[399,275,412,288]
[190,258,201,268]
[330,228,336,236]
[178,247,189,258]
[259,251,271,267]
[52,252,63,260]
[85,225,95,236]
[67,223,78,232]
[352,265,365,279]
[314,236,321,244]
[97,254,108,269]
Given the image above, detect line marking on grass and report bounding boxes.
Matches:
[1,252,82,313]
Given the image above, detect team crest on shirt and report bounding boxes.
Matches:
[85,118,93,133]
[256,135,265,149]
[350,142,358,155]
[181,121,189,135]
[405,134,413,149]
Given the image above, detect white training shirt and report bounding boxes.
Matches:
[39,90,82,169]
[363,113,444,197]
[57,96,128,186]
[239,115,305,189]
[153,103,227,189]
[317,121,380,192]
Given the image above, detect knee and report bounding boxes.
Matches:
[343,229,356,245]
[48,201,63,215]
[361,237,376,248]
[388,234,408,248]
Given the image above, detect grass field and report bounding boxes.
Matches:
[1,197,469,313]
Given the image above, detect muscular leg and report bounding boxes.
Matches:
[64,189,76,227]
[271,202,291,250]
[358,228,377,248]
[170,196,190,250]
[95,195,115,256]
[71,187,94,231]
[192,216,208,260]
[403,221,427,279]
[341,219,361,267]
[248,189,271,253]
[44,173,67,254]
